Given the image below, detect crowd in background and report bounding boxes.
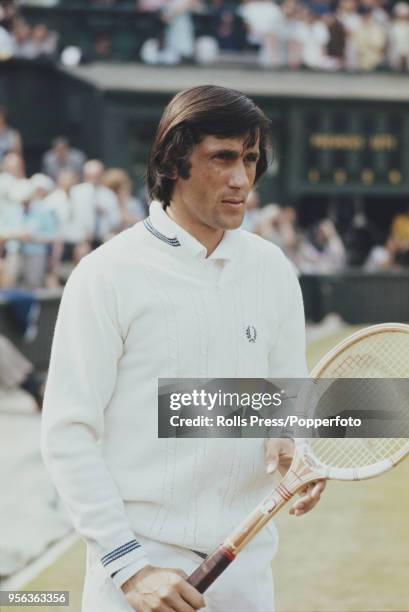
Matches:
[0,0,408,71]
[1,106,409,293]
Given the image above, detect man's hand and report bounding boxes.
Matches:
[264,438,326,516]
[121,564,205,611]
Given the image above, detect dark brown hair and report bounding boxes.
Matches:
[147,85,272,207]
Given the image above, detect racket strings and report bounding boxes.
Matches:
[323,333,409,379]
[307,328,409,475]
[310,438,407,469]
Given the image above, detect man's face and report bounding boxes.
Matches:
[172,134,260,231]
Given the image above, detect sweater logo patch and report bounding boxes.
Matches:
[245,325,257,343]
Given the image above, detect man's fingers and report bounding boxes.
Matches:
[179,579,206,609]
[311,480,326,498]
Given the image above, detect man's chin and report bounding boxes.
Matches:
[216,212,245,230]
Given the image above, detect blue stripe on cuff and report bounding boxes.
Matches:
[101,540,141,567]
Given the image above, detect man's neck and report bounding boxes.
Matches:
[166,205,224,257]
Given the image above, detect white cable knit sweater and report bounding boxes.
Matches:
[41,201,308,588]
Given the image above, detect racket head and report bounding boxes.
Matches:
[297,323,409,481]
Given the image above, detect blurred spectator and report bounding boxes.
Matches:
[389,2,409,72]
[364,236,398,271]
[323,12,346,68]
[0,152,25,210]
[255,203,300,264]
[298,219,346,273]
[353,7,386,70]
[1,179,57,289]
[295,7,331,69]
[0,107,22,164]
[70,159,120,249]
[30,24,57,59]
[390,205,409,265]
[242,189,262,231]
[102,168,146,231]
[0,22,13,59]
[336,0,361,69]
[11,18,35,59]
[211,0,243,51]
[161,0,203,63]
[44,169,90,272]
[42,137,86,182]
[280,0,303,68]
[238,0,283,66]
[93,32,113,60]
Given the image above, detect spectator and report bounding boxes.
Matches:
[0,107,22,165]
[0,152,25,210]
[295,6,331,69]
[364,237,398,271]
[336,0,361,69]
[70,159,120,249]
[280,0,304,68]
[238,0,283,66]
[241,189,262,231]
[389,2,409,72]
[255,204,300,265]
[323,12,347,69]
[353,6,386,70]
[211,0,243,51]
[102,168,146,232]
[390,204,409,265]
[42,137,86,182]
[2,179,57,289]
[11,18,35,59]
[161,0,203,63]
[0,22,13,59]
[298,219,346,273]
[31,23,58,59]
[44,169,90,271]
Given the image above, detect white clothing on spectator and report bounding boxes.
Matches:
[389,21,409,66]
[44,188,90,243]
[0,26,13,58]
[298,234,346,273]
[70,182,120,242]
[296,20,330,68]
[238,1,283,44]
[163,0,198,60]
[41,201,307,599]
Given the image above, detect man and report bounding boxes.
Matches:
[70,159,121,249]
[41,85,325,612]
[42,136,86,182]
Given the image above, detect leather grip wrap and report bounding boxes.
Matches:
[187,545,235,593]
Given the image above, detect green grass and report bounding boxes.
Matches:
[9,325,409,611]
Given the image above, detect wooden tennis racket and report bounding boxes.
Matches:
[187,323,409,593]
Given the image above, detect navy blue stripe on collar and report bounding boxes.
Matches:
[144,217,181,247]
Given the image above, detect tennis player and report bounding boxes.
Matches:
[41,85,325,612]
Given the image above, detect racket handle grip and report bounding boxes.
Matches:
[187,545,235,593]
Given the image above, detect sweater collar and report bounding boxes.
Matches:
[147,201,239,262]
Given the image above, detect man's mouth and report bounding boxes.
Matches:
[221,199,244,206]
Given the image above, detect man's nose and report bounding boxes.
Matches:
[228,161,250,190]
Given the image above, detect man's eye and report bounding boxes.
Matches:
[245,156,259,163]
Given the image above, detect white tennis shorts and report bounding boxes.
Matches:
[82,527,277,612]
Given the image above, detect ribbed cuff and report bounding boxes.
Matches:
[100,538,146,577]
